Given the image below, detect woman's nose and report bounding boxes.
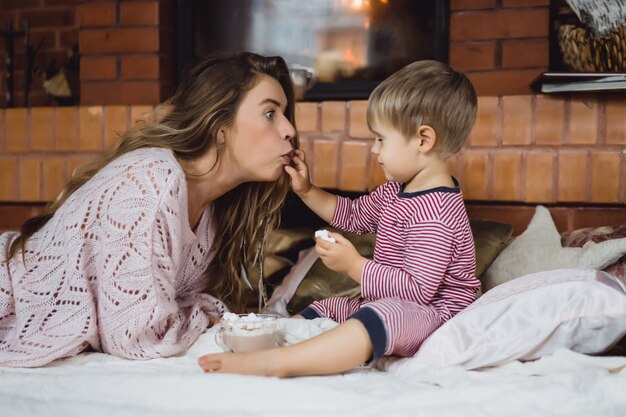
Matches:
[281,118,296,140]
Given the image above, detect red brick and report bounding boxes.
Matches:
[502,0,549,6]
[312,140,339,188]
[120,1,159,26]
[524,152,554,203]
[31,107,55,151]
[568,96,599,145]
[605,97,626,145]
[469,96,500,146]
[459,150,490,200]
[79,28,159,54]
[449,42,496,71]
[467,70,543,96]
[29,30,56,50]
[6,108,29,153]
[20,9,75,28]
[44,0,79,6]
[42,158,66,202]
[451,0,496,10]
[79,106,104,151]
[502,39,549,68]
[535,95,565,145]
[450,9,549,41]
[78,3,116,27]
[120,55,160,80]
[104,106,129,149]
[80,56,117,81]
[295,102,318,132]
[0,158,18,201]
[19,158,42,202]
[590,152,621,203]
[130,105,154,127]
[1,0,38,9]
[321,101,347,133]
[0,110,5,152]
[339,141,369,191]
[55,107,79,151]
[492,150,522,201]
[348,101,372,138]
[81,81,162,105]
[558,152,588,202]
[59,29,79,48]
[502,95,532,145]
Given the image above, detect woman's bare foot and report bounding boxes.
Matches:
[198,349,284,377]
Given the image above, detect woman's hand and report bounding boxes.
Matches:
[315,232,367,283]
[284,150,312,196]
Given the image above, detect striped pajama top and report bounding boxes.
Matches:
[331,179,479,321]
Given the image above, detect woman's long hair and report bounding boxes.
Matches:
[8,52,298,311]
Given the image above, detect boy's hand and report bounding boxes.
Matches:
[284,150,312,196]
[315,232,367,283]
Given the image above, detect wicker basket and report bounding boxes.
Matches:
[558,22,626,72]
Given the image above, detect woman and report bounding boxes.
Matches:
[0,52,298,367]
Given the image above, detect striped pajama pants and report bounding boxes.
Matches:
[301,296,443,359]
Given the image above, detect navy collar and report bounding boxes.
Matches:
[398,176,461,198]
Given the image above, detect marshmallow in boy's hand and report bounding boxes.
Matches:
[315,229,336,243]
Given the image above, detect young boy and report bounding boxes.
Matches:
[198,60,479,377]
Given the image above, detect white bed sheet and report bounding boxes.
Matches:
[1,318,625,417]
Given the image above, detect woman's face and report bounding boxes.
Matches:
[224,75,296,182]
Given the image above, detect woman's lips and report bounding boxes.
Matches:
[281,150,295,165]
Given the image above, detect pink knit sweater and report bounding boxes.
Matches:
[0,148,226,367]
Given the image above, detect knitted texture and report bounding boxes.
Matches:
[0,148,225,367]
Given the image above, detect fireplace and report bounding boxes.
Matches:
[176,0,449,100]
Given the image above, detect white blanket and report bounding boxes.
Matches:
[1,318,626,417]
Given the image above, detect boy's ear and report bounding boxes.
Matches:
[414,125,436,153]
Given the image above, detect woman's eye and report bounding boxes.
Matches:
[376,137,383,142]
[264,110,275,119]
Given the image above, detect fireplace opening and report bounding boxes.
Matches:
[176,0,449,100]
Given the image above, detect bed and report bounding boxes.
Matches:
[1,316,625,417]
[1,204,626,417]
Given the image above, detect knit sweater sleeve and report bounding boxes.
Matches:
[96,158,216,359]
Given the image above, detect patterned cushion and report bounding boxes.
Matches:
[561,224,626,279]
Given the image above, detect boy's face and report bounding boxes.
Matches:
[370,121,422,184]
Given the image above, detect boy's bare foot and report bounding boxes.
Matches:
[198,349,284,377]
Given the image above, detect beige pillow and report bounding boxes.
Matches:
[483,206,626,292]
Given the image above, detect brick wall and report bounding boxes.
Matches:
[449,0,550,96]
[1,0,624,234]
[0,0,79,107]
[1,96,624,205]
[78,0,174,105]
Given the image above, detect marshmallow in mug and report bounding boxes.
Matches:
[315,229,336,243]
[221,312,276,335]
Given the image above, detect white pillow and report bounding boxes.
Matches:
[483,205,626,291]
[406,269,626,370]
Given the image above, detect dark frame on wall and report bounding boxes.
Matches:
[175,0,449,101]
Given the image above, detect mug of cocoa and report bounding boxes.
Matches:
[215,313,280,353]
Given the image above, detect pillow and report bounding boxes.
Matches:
[265,220,513,315]
[405,269,626,370]
[245,228,314,307]
[286,230,374,314]
[470,220,513,279]
[482,206,626,292]
[561,224,626,280]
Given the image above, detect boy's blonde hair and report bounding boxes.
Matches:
[367,60,477,159]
